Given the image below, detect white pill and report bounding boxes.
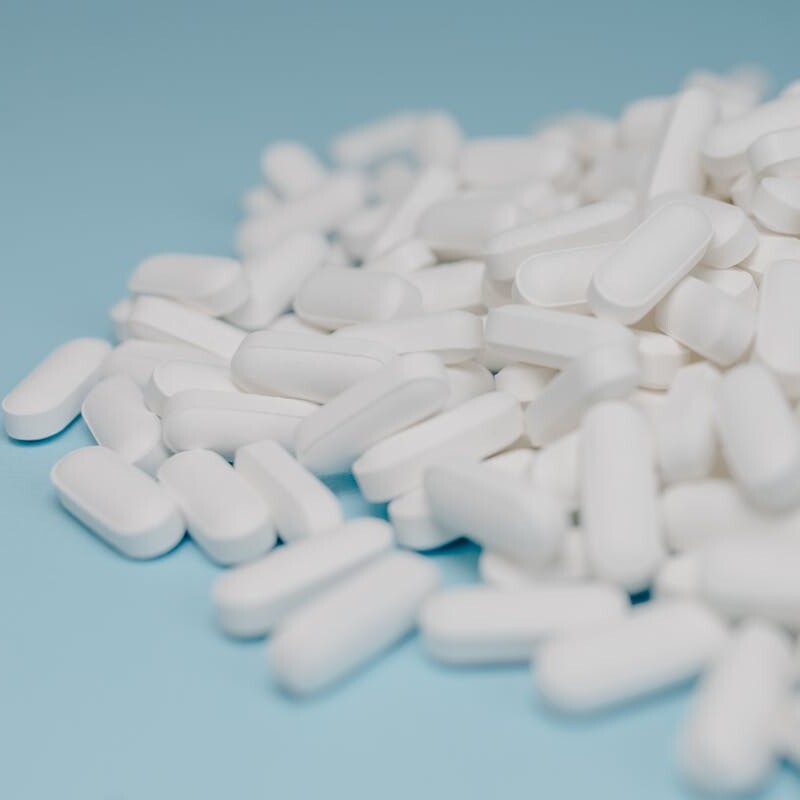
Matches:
[530,430,580,511]
[581,401,664,592]
[388,487,457,552]
[485,199,634,282]
[267,313,326,336]
[679,620,795,795]
[716,363,800,512]
[702,95,800,179]
[353,391,523,502]
[158,450,274,565]
[407,260,485,313]
[652,552,701,599]
[51,446,185,559]
[618,95,671,149]
[425,460,567,566]
[691,265,758,309]
[293,266,422,330]
[748,126,800,178]
[82,375,168,475]
[730,171,756,214]
[741,226,800,284]
[535,601,729,713]
[443,361,494,409]
[212,518,394,637]
[260,141,326,198]
[334,310,483,365]
[630,387,667,425]
[268,551,441,694]
[294,353,449,475]
[414,111,463,166]
[109,298,133,341]
[231,331,395,403]
[420,584,629,665]
[494,362,556,404]
[144,359,239,415]
[128,254,248,316]
[338,204,393,260]
[3,338,111,441]
[751,176,800,234]
[525,341,641,447]
[241,186,279,216]
[484,304,634,369]
[512,243,616,314]
[654,276,755,366]
[416,195,521,258]
[226,232,330,331]
[331,112,421,166]
[654,363,719,484]
[161,390,316,460]
[127,295,245,361]
[635,331,690,391]
[639,87,718,201]
[361,238,436,274]
[588,204,712,324]
[579,149,643,202]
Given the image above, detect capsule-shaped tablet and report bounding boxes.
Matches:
[407,260,485,313]
[581,401,664,592]
[679,620,794,795]
[161,390,316,459]
[635,331,690,391]
[691,265,758,308]
[260,141,327,198]
[442,361,494,409]
[3,338,111,440]
[109,297,133,342]
[353,391,523,502]
[425,460,568,566]
[144,359,240,415]
[231,331,396,404]
[748,126,800,178]
[716,363,800,512]
[331,112,421,166]
[652,552,700,599]
[157,450,274,564]
[128,254,249,316]
[618,95,671,149]
[268,551,441,694]
[241,186,279,216]
[51,446,185,559]
[388,487,458,552]
[741,226,800,284]
[530,430,580,511]
[654,276,755,366]
[213,518,394,637]
[535,601,729,713]
[82,375,168,475]
[494,362,555,404]
[361,238,436,274]
[294,353,449,475]
[420,584,629,665]
[267,313,326,337]
[751,176,800,234]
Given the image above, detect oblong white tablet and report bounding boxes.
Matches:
[407,260,485,312]
[268,551,441,694]
[353,391,523,502]
[294,353,450,475]
[267,312,326,336]
[748,126,800,178]
[740,226,800,284]
[588,204,712,324]
[581,401,664,592]
[260,141,327,198]
[109,297,133,341]
[494,362,555,404]
[361,238,436,274]
[144,359,240,415]
[82,375,168,475]
[635,331,690,391]
[334,311,483,364]
[161,390,316,459]
[212,518,395,637]
[3,338,111,440]
[158,449,275,565]
[691,266,758,308]
[420,584,629,665]
[716,363,800,512]
[751,176,800,234]
[530,430,580,512]
[231,331,396,403]
[128,254,249,316]
[234,440,342,543]
[51,446,185,559]
[331,112,421,166]
[443,361,494,409]
[535,601,729,713]
[387,487,458,551]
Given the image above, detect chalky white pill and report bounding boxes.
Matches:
[361,238,436,274]
[443,361,495,409]
[530,430,580,511]
[109,298,133,342]
[407,260,485,313]
[260,141,327,199]
[652,553,701,599]
[740,225,800,284]
[331,112,421,166]
[618,95,671,149]
[691,266,758,309]
[144,359,239,416]
[748,126,800,178]
[494,363,556,404]
[267,313,326,337]
[388,487,457,552]
[634,331,689,390]
[751,176,800,234]
[241,186,279,216]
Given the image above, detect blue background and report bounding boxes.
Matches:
[2,1,800,797]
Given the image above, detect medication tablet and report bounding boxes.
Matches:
[361,238,436,274]
[3,337,111,440]
[414,111,463,166]
[747,126,800,178]
[339,204,392,259]
[740,226,800,284]
[617,95,671,149]
[331,112,421,166]
[128,254,249,316]
[231,331,396,403]
[654,276,755,366]
[267,313,326,337]
[580,149,642,202]
[293,266,422,330]
[442,361,494,409]
[425,460,568,566]
[535,601,729,713]
[127,295,246,361]
[144,360,240,416]
[588,204,712,324]
[268,551,441,694]
[581,401,664,592]
[484,199,634,282]
[420,584,629,665]
[158,450,275,565]
[494,363,555,404]
[334,311,483,365]
[294,353,450,475]
[407,260,485,313]
[109,298,133,342]
[353,391,523,502]
[485,304,634,369]
[82,375,168,475]
[530,430,580,511]
[691,266,758,309]
[524,341,641,447]
[212,518,394,637]
[716,363,800,512]
[388,487,458,551]
[260,141,326,198]
[751,176,800,234]
[161,390,316,460]
[652,553,700,599]
[51,446,185,559]
[241,186,279,216]
[635,331,690,390]
[679,620,794,795]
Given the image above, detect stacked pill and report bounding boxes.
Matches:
[7,63,800,795]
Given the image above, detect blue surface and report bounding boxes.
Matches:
[2,1,800,797]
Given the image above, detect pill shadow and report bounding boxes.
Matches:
[322,472,388,520]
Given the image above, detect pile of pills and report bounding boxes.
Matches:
[7,64,800,795]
